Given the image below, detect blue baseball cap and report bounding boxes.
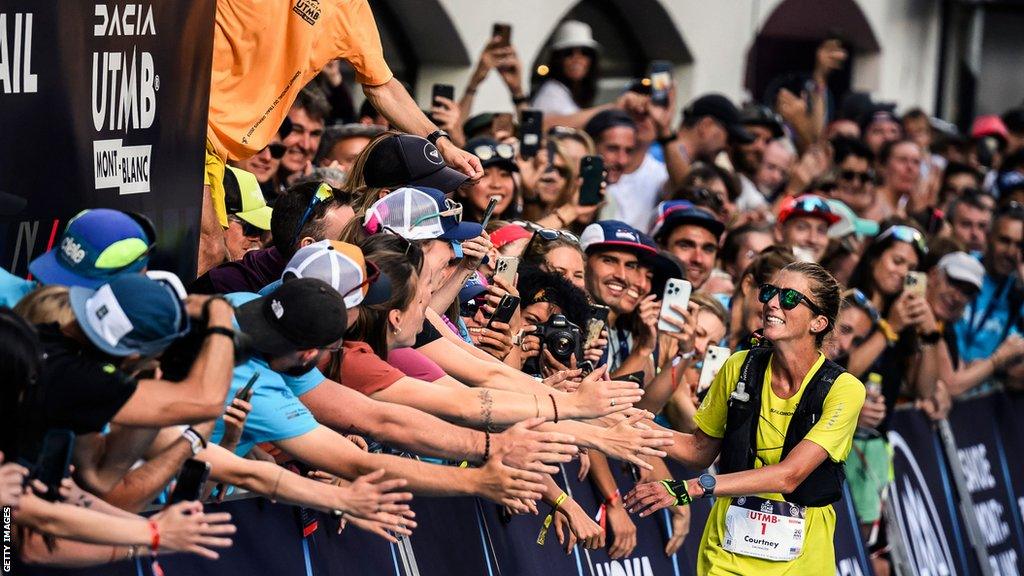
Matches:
[69,274,189,357]
[363,186,483,242]
[459,271,489,303]
[650,200,726,243]
[29,209,151,289]
[580,220,683,293]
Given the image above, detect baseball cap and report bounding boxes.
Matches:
[580,220,684,292]
[223,166,273,231]
[584,110,637,140]
[739,103,785,139]
[937,251,985,292]
[682,94,754,144]
[650,200,726,243]
[826,199,879,239]
[777,195,842,226]
[236,277,347,355]
[490,224,532,250]
[995,170,1024,197]
[69,274,189,357]
[463,113,497,140]
[363,134,470,193]
[858,104,899,133]
[30,208,152,289]
[465,137,519,173]
[281,240,389,309]
[363,186,483,241]
[459,271,489,303]
[970,115,1009,142]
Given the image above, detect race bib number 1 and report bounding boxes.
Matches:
[722,496,805,561]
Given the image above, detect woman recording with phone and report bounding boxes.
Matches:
[623,262,865,575]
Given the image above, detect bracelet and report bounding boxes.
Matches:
[512,94,529,106]
[659,479,693,507]
[181,427,206,455]
[548,394,559,423]
[877,319,899,345]
[920,330,942,345]
[148,520,160,554]
[270,468,284,502]
[657,131,678,146]
[536,492,569,545]
[206,326,236,340]
[482,430,491,463]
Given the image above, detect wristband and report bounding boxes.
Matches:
[148,520,160,553]
[920,330,942,345]
[657,131,678,146]
[512,94,530,106]
[877,319,899,345]
[206,326,236,340]
[181,427,206,455]
[593,489,620,530]
[536,492,569,545]
[659,479,693,507]
[548,394,559,423]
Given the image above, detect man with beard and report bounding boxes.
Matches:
[733,104,784,211]
[953,209,1024,396]
[650,201,725,292]
[665,94,754,188]
[277,87,332,186]
[755,138,796,200]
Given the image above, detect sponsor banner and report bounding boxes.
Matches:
[834,483,875,576]
[0,1,215,281]
[887,408,976,576]
[949,394,1024,574]
[994,392,1024,548]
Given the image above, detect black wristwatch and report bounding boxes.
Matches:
[920,330,942,345]
[657,131,678,146]
[697,473,716,498]
[426,129,450,146]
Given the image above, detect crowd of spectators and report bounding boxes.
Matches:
[2,7,1023,574]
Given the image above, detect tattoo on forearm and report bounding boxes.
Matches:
[479,389,494,432]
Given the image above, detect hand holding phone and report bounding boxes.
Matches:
[493,256,520,287]
[578,155,605,206]
[169,459,212,505]
[658,279,693,332]
[487,294,521,329]
[648,60,673,108]
[519,109,543,160]
[32,430,75,502]
[236,371,260,400]
[697,346,730,397]
[903,272,927,297]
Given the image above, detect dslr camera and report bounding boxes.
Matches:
[537,314,583,366]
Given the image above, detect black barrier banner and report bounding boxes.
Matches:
[834,483,875,576]
[0,1,215,281]
[994,392,1024,554]
[949,394,1024,573]
[887,409,976,575]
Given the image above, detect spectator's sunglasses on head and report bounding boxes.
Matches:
[264,143,286,159]
[472,143,515,162]
[228,215,266,238]
[791,195,834,217]
[876,225,928,255]
[759,284,825,316]
[411,198,463,228]
[344,259,381,301]
[841,288,880,325]
[381,226,414,256]
[839,169,874,186]
[289,183,334,248]
[532,228,580,243]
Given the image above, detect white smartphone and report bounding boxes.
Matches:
[697,345,731,395]
[493,256,520,287]
[903,271,927,297]
[658,278,693,332]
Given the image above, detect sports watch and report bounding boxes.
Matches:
[426,129,450,146]
[697,473,716,498]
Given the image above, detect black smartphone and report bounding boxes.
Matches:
[235,371,260,400]
[648,60,672,107]
[32,429,75,502]
[430,84,455,124]
[492,23,512,47]
[487,294,521,329]
[169,458,212,505]
[519,109,543,160]
[480,197,499,229]
[579,155,605,206]
[620,370,646,387]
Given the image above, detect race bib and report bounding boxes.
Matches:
[722,496,805,561]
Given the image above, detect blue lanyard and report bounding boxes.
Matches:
[964,276,1011,349]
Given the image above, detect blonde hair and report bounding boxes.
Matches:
[14,285,74,325]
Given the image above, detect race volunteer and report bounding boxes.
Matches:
[624,261,865,574]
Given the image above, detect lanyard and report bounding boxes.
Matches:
[964,275,1011,349]
[615,328,630,367]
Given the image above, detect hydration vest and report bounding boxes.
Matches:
[718,347,847,507]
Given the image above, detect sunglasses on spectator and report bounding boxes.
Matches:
[472,143,515,162]
[533,228,580,243]
[460,297,482,318]
[791,195,834,216]
[343,259,381,301]
[944,185,979,197]
[411,198,464,227]
[265,143,286,159]
[839,170,874,185]
[289,183,334,248]
[841,288,880,324]
[759,284,825,316]
[228,215,266,237]
[876,225,928,255]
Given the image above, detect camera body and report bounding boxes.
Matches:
[160,316,252,381]
[537,314,583,365]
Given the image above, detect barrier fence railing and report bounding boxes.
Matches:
[17,392,1024,576]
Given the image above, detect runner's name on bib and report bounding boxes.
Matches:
[722,496,806,561]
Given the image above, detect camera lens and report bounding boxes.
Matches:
[545,330,574,358]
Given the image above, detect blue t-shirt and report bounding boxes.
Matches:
[210,292,326,456]
[955,271,1022,396]
[0,268,37,308]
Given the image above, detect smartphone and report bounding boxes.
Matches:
[430,84,455,124]
[648,60,673,107]
[169,458,212,505]
[236,371,260,400]
[32,429,75,502]
[620,371,646,387]
[904,271,927,297]
[492,23,512,47]
[658,278,693,332]
[487,294,520,329]
[519,109,543,160]
[583,304,610,350]
[481,197,500,229]
[697,346,730,396]
[579,155,605,206]
[493,256,520,287]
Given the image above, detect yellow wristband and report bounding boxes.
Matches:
[537,492,569,545]
[877,319,899,344]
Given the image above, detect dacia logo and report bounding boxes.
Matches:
[61,237,87,264]
[292,0,321,26]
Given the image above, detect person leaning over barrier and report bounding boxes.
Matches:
[624,262,865,575]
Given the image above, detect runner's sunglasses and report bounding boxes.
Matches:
[758,284,825,316]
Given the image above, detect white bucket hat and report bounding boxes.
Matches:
[550,20,600,52]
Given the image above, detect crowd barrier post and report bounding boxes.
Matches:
[937,418,995,576]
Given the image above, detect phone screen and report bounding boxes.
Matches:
[169,459,211,505]
[519,109,543,159]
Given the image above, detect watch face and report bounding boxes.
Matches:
[699,474,715,490]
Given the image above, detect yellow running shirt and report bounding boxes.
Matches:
[692,350,865,575]
[207,0,393,163]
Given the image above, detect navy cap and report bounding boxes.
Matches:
[236,278,347,355]
[69,274,189,357]
[584,109,637,140]
[650,200,726,243]
[580,220,684,293]
[683,94,754,144]
[364,134,470,193]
